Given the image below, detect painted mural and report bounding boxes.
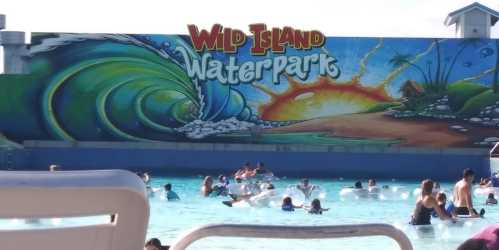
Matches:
[1,24,499,148]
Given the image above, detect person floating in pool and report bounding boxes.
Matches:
[306,199,329,215]
[281,196,302,212]
[297,178,316,200]
[486,193,497,205]
[453,168,485,217]
[164,183,180,201]
[354,181,363,189]
[410,179,454,225]
[201,176,214,197]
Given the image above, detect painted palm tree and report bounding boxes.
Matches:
[389,53,429,84]
[442,38,483,85]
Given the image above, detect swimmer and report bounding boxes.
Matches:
[354,181,363,189]
[49,164,61,172]
[201,176,214,197]
[368,178,380,193]
[432,193,452,218]
[138,172,151,185]
[164,183,180,201]
[144,238,169,250]
[235,162,253,179]
[213,175,229,196]
[281,196,302,212]
[486,193,497,205]
[306,199,329,215]
[297,178,316,199]
[410,179,454,225]
[254,162,267,175]
[453,169,484,217]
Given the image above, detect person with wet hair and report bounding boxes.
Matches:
[144,238,170,250]
[164,183,180,201]
[307,199,329,215]
[453,168,484,217]
[297,178,316,199]
[411,179,454,225]
[201,176,214,197]
[486,193,497,205]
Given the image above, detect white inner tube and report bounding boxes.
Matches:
[341,186,410,200]
[474,187,499,197]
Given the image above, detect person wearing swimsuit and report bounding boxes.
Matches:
[282,196,302,212]
[453,168,484,217]
[411,179,454,225]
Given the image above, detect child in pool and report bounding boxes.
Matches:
[432,192,453,218]
[281,196,302,212]
[307,199,329,215]
[144,238,169,250]
[164,183,180,201]
[486,193,497,205]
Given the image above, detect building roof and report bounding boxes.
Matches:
[445,2,499,26]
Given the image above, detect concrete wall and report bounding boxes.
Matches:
[0,141,490,181]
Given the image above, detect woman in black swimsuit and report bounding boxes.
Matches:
[411,179,454,225]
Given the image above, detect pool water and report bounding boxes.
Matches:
[146,176,498,250]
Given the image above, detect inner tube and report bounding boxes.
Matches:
[374,186,410,200]
[474,187,499,197]
[339,188,369,200]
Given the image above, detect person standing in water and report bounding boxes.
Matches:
[281,196,302,212]
[164,183,180,201]
[297,178,316,199]
[307,199,329,215]
[201,176,214,197]
[411,179,454,225]
[453,168,484,217]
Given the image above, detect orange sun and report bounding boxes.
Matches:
[255,76,393,121]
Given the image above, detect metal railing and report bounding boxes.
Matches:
[169,223,413,250]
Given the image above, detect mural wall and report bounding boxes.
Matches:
[1,27,499,148]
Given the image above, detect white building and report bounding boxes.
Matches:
[445,2,499,38]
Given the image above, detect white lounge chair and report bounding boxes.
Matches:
[0,169,149,250]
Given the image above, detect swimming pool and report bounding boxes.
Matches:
[146,176,498,250]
